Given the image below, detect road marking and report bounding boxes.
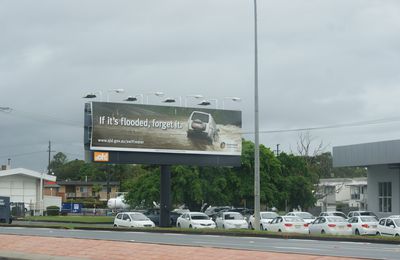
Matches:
[161,233,185,236]
[129,240,135,242]
[339,242,371,245]
[274,246,321,251]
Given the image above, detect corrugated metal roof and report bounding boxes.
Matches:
[0,168,56,181]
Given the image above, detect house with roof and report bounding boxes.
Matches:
[0,166,60,215]
[315,177,367,212]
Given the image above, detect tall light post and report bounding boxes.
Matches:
[163,96,182,106]
[124,94,144,104]
[107,88,125,102]
[83,91,103,101]
[253,0,261,231]
[146,92,164,104]
[222,97,241,109]
[184,94,203,107]
[198,99,218,109]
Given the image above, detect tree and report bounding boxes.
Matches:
[49,152,67,173]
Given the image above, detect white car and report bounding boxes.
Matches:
[347,211,377,218]
[248,211,279,230]
[309,216,352,235]
[377,217,400,237]
[187,111,219,144]
[113,212,155,228]
[319,211,347,219]
[348,216,379,235]
[266,216,309,234]
[286,212,316,224]
[215,211,248,229]
[176,212,216,229]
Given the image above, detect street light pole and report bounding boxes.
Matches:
[253,0,261,231]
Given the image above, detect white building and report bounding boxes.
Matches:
[0,167,60,215]
[333,140,400,218]
[316,177,367,212]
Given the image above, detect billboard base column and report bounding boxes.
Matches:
[160,165,171,227]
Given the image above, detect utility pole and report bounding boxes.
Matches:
[275,144,280,156]
[47,141,55,174]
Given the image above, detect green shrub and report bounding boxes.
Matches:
[46,206,60,216]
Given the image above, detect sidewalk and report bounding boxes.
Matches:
[0,234,362,260]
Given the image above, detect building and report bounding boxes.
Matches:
[333,139,400,218]
[56,180,120,202]
[316,177,367,212]
[0,167,60,215]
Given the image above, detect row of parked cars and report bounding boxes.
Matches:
[113,209,400,237]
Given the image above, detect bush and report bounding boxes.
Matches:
[46,206,60,216]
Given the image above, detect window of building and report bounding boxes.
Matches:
[79,186,88,193]
[351,186,360,200]
[378,182,392,212]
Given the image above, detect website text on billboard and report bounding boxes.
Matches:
[90,102,242,156]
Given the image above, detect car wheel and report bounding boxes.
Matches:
[189,224,192,229]
[177,223,181,228]
[321,230,326,235]
[260,224,263,230]
[395,233,399,237]
[249,223,254,230]
[376,231,381,236]
[222,225,225,229]
[355,229,360,236]
[278,229,282,232]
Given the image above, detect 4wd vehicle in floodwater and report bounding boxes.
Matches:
[187,111,219,144]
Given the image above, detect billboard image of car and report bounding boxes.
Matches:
[90,102,242,156]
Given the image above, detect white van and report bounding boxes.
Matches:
[187,111,219,144]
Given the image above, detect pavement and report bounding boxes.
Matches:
[0,234,364,260]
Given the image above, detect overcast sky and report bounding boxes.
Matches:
[1,0,400,172]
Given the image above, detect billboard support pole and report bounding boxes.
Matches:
[160,165,171,227]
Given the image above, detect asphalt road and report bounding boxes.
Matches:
[1,227,400,259]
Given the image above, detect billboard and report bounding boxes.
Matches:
[90,102,242,156]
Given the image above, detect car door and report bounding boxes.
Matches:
[309,217,321,234]
[385,219,395,236]
[378,218,386,235]
[215,212,223,228]
[180,213,188,228]
[268,217,278,232]
[114,213,123,226]
[121,213,131,227]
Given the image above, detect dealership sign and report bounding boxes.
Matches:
[90,102,242,156]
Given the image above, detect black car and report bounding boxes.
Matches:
[143,208,181,226]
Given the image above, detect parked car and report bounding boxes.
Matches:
[176,212,216,229]
[286,211,316,224]
[248,211,279,230]
[309,216,352,235]
[377,217,400,237]
[348,216,379,235]
[214,211,248,229]
[187,111,219,144]
[319,211,348,219]
[265,216,309,234]
[113,212,155,228]
[143,208,181,226]
[347,211,377,218]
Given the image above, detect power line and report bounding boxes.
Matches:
[242,116,400,135]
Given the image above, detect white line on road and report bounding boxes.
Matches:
[274,246,321,251]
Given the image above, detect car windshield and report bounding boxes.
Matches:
[191,112,209,123]
[224,213,244,220]
[360,216,378,222]
[261,212,279,219]
[191,214,209,220]
[284,216,304,222]
[359,212,377,217]
[328,212,346,218]
[129,213,148,221]
[296,212,313,219]
[327,217,347,223]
